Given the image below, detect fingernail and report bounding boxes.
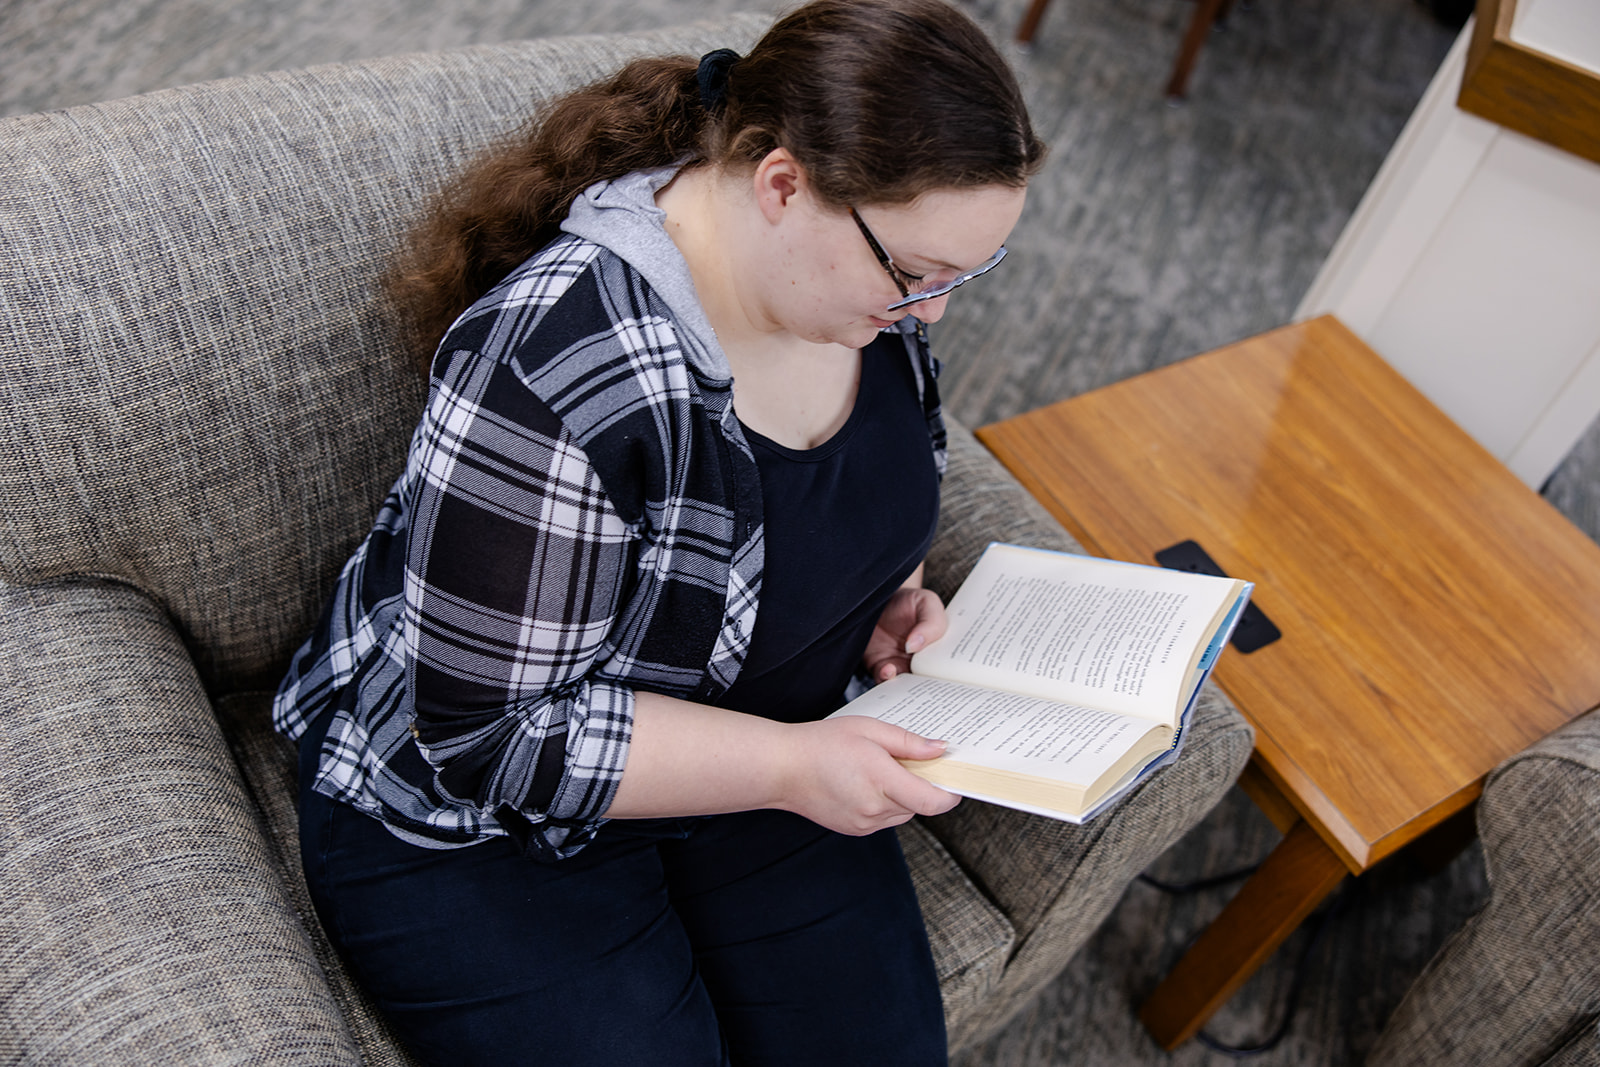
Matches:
[881,664,897,680]
[906,634,925,652]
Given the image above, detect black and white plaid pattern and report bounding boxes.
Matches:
[274,234,946,859]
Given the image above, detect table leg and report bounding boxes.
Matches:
[1165,0,1228,99]
[1138,817,1349,1049]
[1015,0,1054,44]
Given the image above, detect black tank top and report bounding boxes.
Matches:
[715,334,941,723]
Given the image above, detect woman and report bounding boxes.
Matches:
[274,1,1045,1062]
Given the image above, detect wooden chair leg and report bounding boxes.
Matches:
[1165,0,1229,99]
[1016,0,1055,44]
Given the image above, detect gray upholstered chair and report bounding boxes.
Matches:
[0,18,1253,1063]
[1367,711,1600,1067]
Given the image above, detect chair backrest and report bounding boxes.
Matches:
[0,17,768,694]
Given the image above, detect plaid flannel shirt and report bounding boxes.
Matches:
[273,232,945,860]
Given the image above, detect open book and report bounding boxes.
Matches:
[829,542,1251,822]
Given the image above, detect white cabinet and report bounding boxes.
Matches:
[1296,3,1600,487]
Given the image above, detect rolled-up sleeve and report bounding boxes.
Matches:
[402,347,637,842]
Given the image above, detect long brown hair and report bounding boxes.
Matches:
[388,0,1047,363]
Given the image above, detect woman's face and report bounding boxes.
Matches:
[757,176,1027,350]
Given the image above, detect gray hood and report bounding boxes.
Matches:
[559,166,921,384]
[560,167,731,381]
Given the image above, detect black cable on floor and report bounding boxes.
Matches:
[1194,883,1353,1057]
[1135,867,1355,1057]
[1137,864,1260,894]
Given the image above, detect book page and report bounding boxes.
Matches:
[913,543,1240,723]
[832,673,1170,791]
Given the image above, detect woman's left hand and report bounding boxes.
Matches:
[862,583,947,683]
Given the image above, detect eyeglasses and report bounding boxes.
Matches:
[849,207,1007,312]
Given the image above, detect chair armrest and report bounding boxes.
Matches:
[1368,710,1600,1066]
[921,420,1257,1051]
[0,579,359,1064]
[922,417,1090,601]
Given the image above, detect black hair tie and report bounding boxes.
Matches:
[697,48,741,112]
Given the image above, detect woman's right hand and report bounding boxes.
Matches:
[774,715,961,835]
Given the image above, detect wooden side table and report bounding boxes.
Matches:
[976,316,1600,1048]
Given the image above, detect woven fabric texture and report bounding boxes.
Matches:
[0,18,769,697]
[1546,1026,1600,1067]
[1368,709,1600,1067]
[0,580,355,1064]
[0,18,1255,1062]
[215,692,418,1066]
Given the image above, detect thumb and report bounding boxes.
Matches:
[880,725,948,762]
[903,590,947,654]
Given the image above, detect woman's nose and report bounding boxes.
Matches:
[909,294,950,324]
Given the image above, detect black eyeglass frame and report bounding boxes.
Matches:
[849,207,1007,312]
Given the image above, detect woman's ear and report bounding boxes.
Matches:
[751,147,808,224]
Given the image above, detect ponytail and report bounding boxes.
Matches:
[388,0,1045,366]
[386,57,706,360]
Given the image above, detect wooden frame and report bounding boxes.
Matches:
[1459,0,1600,167]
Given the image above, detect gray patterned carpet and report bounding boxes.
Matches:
[7,0,1546,1063]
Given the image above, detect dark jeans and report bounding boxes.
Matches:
[298,718,948,1066]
